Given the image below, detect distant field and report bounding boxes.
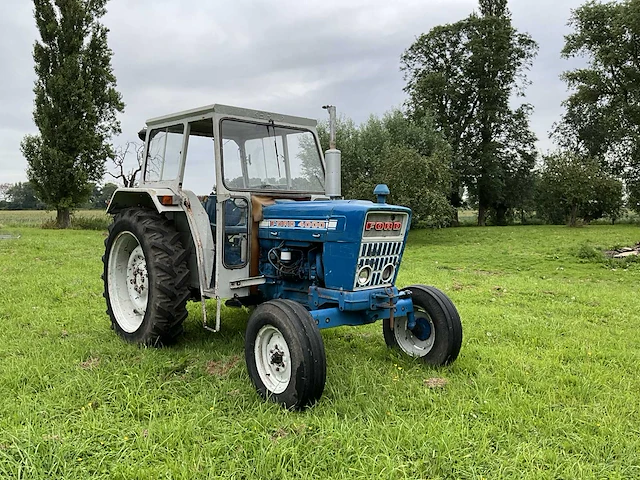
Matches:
[1,224,639,478]
[456,209,640,226]
[0,210,110,229]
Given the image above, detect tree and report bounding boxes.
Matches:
[318,110,453,227]
[0,184,11,209]
[401,0,538,225]
[21,0,124,228]
[0,183,11,199]
[3,182,46,210]
[83,182,118,209]
[627,175,640,215]
[553,0,640,183]
[107,142,144,187]
[536,152,624,226]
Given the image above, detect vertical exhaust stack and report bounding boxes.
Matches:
[323,105,342,199]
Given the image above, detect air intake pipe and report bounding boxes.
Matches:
[322,105,341,199]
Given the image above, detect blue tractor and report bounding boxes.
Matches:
[103,104,462,409]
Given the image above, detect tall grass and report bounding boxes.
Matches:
[0,210,110,230]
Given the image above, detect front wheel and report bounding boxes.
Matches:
[383,285,462,365]
[245,299,326,409]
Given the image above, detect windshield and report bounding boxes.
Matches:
[221,119,324,192]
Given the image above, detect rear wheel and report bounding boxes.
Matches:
[383,285,462,365]
[103,208,190,346]
[245,299,326,409]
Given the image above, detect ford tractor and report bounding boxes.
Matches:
[103,104,462,409]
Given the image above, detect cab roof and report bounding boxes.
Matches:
[145,104,318,128]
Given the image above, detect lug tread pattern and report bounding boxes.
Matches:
[103,208,191,346]
[280,300,327,404]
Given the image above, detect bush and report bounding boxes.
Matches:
[575,243,604,262]
[574,242,640,269]
[318,110,453,228]
[536,153,624,226]
[42,213,110,230]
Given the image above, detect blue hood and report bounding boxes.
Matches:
[261,199,411,243]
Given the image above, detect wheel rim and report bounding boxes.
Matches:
[394,308,436,357]
[108,231,149,333]
[254,325,291,394]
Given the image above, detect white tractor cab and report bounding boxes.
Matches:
[103,104,462,409]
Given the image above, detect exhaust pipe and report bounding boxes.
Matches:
[322,105,341,199]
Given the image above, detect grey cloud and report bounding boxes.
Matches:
[1,0,585,184]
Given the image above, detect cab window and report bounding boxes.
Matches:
[144,124,184,182]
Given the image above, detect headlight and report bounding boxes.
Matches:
[381,263,395,282]
[357,266,372,286]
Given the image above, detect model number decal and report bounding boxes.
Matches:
[262,219,338,230]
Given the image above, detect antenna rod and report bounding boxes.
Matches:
[322,105,341,199]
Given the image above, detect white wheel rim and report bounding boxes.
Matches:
[394,310,435,357]
[254,325,291,394]
[108,231,148,333]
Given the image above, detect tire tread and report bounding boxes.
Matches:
[103,208,190,346]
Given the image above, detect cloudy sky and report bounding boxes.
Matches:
[0,0,585,184]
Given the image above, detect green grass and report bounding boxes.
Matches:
[1,224,640,478]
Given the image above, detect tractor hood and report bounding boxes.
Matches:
[258,197,412,291]
[258,199,412,244]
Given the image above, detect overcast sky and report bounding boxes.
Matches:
[0,0,586,184]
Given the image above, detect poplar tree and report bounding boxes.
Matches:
[21,0,124,228]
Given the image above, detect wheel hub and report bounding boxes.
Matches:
[394,311,436,357]
[126,245,148,314]
[108,232,148,333]
[255,325,291,394]
[411,317,432,341]
[270,346,285,371]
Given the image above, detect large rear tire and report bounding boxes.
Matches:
[103,208,190,346]
[383,285,462,365]
[245,299,326,409]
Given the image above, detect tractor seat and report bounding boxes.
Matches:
[204,195,217,226]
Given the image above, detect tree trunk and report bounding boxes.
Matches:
[56,207,71,229]
[449,183,462,226]
[568,204,578,227]
[477,204,487,226]
[496,206,507,226]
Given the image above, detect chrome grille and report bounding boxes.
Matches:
[354,240,404,289]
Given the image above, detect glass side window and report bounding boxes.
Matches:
[183,120,215,195]
[144,124,185,182]
[222,139,244,189]
[223,198,249,268]
[221,120,324,192]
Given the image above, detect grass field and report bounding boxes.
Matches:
[1,220,639,479]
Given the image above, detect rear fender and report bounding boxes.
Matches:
[106,188,214,296]
[106,187,183,215]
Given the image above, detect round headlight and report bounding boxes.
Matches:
[381,263,395,282]
[357,266,372,286]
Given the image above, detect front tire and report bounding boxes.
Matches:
[384,285,462,365]
[245,299,326,409]
[103,208,190,346]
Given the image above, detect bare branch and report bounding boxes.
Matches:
[108,141,144,187]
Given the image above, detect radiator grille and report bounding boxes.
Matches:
[354,240,404,289]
